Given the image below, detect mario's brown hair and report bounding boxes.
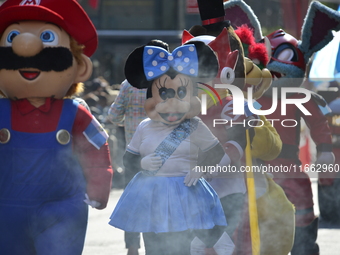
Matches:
[64,36,85,98]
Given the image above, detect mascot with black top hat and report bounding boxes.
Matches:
[183,1,296,255]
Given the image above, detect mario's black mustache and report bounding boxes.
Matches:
[0,47,73,72]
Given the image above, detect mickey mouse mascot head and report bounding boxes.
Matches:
[0,1,113,254]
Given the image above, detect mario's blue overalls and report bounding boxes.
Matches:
[0,99,88,255]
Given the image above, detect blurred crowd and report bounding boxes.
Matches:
[79,76,126,189]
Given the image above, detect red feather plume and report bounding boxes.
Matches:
[235,25,269,66]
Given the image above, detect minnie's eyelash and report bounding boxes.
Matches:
[179,77,189,87]
[155,79,162,90]
[162,77,168,87]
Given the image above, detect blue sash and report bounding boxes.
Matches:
[142,118,199,176]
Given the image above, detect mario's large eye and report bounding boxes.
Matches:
[40,30,58,46]
[177,86,187,99]
[6,30,20,45]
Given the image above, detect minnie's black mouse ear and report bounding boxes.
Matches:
[185,40,219,81]
[124,46,152,89]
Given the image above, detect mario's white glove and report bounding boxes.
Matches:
[84,194,101,208]
[184,166,204,187]
[141,153,162,171]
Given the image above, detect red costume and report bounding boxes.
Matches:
[257,94,332,221]
[223,1,340,253]
[10,97,112,203]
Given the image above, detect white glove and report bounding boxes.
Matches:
[315,151,335,165]
[184,166,204,187]
[84,194,101,208]
[219,154,231,166]
[141,153,162,171]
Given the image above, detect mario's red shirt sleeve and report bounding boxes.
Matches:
[73,105,113,209]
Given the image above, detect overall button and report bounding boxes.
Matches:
[0,128,10,144]
[56,129,71,145]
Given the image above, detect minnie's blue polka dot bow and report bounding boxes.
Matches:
[143,44,199,81]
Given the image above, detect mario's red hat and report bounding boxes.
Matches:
[0,0,97,57]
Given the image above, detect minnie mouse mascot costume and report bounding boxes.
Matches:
[109,39,240,255]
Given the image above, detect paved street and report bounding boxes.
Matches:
[82,178,340,255]
[82,188,146,255]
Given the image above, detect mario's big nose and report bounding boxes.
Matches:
[12,33,43,57]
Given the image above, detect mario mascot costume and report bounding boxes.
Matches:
[0,1,113,254]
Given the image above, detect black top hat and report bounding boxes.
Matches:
[197,0,229,26]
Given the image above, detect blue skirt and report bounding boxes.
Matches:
[109,172,227,233]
